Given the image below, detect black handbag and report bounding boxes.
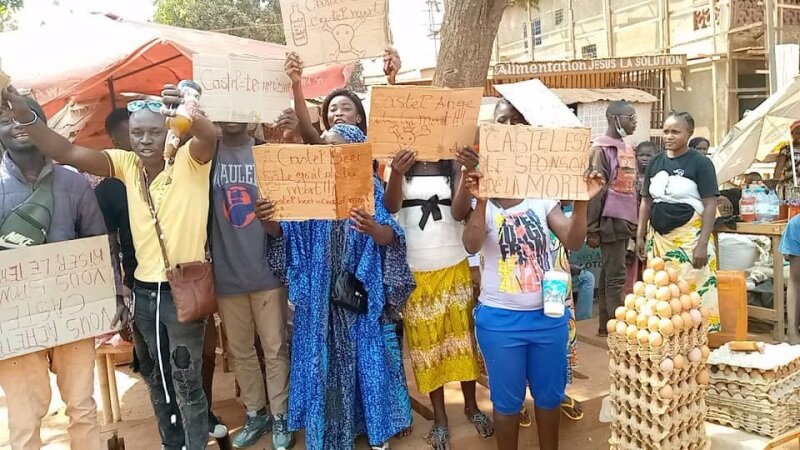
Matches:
[332,271,368,314]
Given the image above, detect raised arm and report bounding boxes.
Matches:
[384,149,416,213]
[285,52,324,145]
[452,146,480,221]
[2,87,112,176]
[462,171,487,253]
[548,171,606,250]
[161,85,217,163]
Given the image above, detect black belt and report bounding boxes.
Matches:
[134,280,171,291]
[402,195,452,230]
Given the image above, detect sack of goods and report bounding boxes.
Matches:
[606,257,711,450]
[707,342,800,438]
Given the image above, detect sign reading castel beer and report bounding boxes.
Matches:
[494,55,687,77]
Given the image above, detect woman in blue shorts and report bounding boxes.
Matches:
[456,168,604,450]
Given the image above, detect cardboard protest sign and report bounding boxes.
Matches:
[494,79,583,128]
[194,54,292,124]
[280,0,389,67]
[0,236,117,360]
[478,123,592,200]
[254,143,374,220]
[368,86,483,161]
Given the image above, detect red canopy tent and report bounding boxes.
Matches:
[0,13,352,148]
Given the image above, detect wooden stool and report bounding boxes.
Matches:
[96,342,134,424]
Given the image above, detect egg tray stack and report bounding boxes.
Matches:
[706,344,800,438]
[606,260,711,450]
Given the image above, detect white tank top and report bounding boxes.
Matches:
[396,175,467,272]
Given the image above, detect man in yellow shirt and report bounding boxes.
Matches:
[3,85,217,450]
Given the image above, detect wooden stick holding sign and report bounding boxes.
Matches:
[280,0,389,67]
[253,143,374,220]
[368,85,482,161]
[0,236,117,360]
[193,54,292,124]
[478,123,592,200]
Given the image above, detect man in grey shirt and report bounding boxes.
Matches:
[210,121,292,450]
[0,97,107,450]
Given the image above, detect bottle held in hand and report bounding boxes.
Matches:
[163,80,202,163]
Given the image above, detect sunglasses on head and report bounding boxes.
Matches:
[127,100,164,113]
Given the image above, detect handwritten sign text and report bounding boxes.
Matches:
[478,123,592,200]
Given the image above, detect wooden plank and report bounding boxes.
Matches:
[748,305,778,321]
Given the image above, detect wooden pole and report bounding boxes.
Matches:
[765,0,778,93]
[568,0,576,59]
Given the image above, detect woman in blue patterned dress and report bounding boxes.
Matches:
[257,124,414,450]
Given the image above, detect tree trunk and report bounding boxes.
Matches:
[432,0,507,88]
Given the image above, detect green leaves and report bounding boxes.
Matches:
[154,0,285,44]
[665,249,691,264]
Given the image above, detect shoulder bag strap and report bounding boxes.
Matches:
[139,168,172,272]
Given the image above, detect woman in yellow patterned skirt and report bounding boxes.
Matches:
[385,148,492,450]
[635,112,721,331]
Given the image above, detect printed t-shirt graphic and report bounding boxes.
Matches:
[495,208,551,294]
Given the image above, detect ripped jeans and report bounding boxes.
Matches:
[134,283,209,450]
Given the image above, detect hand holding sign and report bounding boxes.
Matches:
[284,52,304,85]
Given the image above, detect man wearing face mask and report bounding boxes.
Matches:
[587,101,639,337]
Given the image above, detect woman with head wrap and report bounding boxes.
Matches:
[773,121,800,199]
[256,124,414,450]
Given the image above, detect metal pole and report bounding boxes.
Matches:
[765,0,778,94]
[568,0,576,59]
[603,0,614,56]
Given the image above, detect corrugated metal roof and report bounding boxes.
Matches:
[550,88,658,104]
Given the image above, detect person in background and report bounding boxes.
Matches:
[385,143,491,448]
[744,172,763,187]
[780,214,800,344]
[625,141,658,295]
[635,141,657,197]
[458,163,605,450]
[2,85,218,450]
[210,120,295,450]
[636,112,720,332]
[587,101,638,338]
[689,137,711,156]
[258,124,413,450]
[0,95,107,450]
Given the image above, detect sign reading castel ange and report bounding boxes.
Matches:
[494,55,687,77]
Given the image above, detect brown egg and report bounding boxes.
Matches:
[699,305,711,319]
[655,271,670,287]
[636,313,649,329]
[681,311,693,328]
[680,295,692,312]
[668,284,681,299]
[690,292,702,309]
[658,318,675,336]
[643,269,656,284]
[649,331,664,348]
[645,284,658,299]
[701,345,711,360]
[607,319,618,334]
[660,358,674,374]
[638,329,651,346]
[669,298,682,315]
[688,347,702,363]
[671,314,685,331]
[667,267,679,283]
[633,281,646,296]
[626,309,638,325]
[616,321,628,335]
[648,316,661,332]
[656,286,671,301]
[656,301,672,318]
[697,370,710,385]
[677,279,690,294]
[615,306,627,321]
[659,384,674,400]
[649,257,665,271]
[674,354,686,370]
[624,294,637,309]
